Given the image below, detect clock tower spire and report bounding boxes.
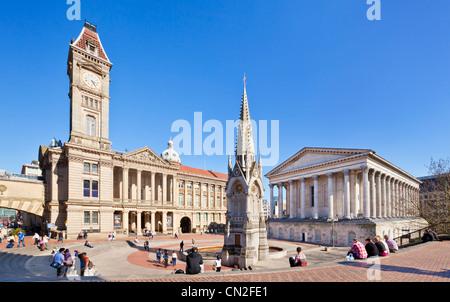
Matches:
[67,21,113,150]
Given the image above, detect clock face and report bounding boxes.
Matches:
[82,72,101,89]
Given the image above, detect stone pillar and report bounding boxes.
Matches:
[162,211,167,233]
[370,170,376,219]
[382,175,387,218]
[123,210,129,233]
[151,172,155,202]
[173,175,177,205]
[361,165,370,218]
[393,180,398,217]
[313,175,319,219]
[350,170,358,217]
[300,177,306,219]
[386,177,391,217]
[278,183,284,218]
[136,211,142,235]
[122,167,129,202]
[269,184,274,218]
[162,174,167,202]
[343,169,351,219]
[137,169,142,203]
[376,172,382,218]
[326,172,334,219]
[151,211,155,233]
[289,180,294,219]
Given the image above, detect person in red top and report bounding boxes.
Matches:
[347,238,368,259]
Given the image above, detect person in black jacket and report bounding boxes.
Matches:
[365,238,379,258]
[185,247,203,274]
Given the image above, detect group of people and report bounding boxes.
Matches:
[421,228,440,242]
[155,248,178,268]
[33,233,50,251]
[52,247,95,278]
[347,235,399,260]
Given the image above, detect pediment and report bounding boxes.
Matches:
[123,147,168,165]
[266,147,372,176]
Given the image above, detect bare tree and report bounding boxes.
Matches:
[416,158,450,231]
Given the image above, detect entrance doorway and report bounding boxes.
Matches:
[180,217,191,233]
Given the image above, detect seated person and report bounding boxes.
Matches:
[373,236,388,256]
[365,238,379,258]
[84,241,94,248]
[185,247,203,274]
[383,235,398,253]
[347,239,368,259]
[289,247,307,267]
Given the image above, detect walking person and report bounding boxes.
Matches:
[172,250,177,267]
[213,256,221,272]
[63,249,73,277]
[33,233,40,245]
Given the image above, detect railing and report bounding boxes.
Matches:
[393,222,448,248]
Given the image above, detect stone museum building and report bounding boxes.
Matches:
[265,147,428,246]
[37,21,228,238]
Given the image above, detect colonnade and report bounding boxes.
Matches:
[269,165,420,220]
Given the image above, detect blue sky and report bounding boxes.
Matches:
[1,1,450,196]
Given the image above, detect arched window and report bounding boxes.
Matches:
[348,231,357,246]
[86,116,96,136]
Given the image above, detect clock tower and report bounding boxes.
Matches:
[67,21,113,150]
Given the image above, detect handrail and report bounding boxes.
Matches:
[393,222,448,248]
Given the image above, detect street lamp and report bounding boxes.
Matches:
[327,216,339,248]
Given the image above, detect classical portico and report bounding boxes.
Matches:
[266,148,427,246]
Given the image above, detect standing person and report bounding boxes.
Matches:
[213,256,222,272]
[43,235,49,249]
[54,248,66,278]
[63,249,73,277]
[383,235,399,253]
[172,250,177,267]
[180,240,184,252]
[83,230,88,240]
[185,247,203,275]
[156,248,162,263]
[347,238,368,259]
[163,249,169,268]
[17,231,25,247]
[57,231,64,244]
[192,237,195,246]
[144,240,149,252]
[365,238,379,258]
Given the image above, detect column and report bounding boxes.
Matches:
[393,180,398,217]
[326,172,334,219]
[123,210,129,233]
[370,170,376,219]
[151,172,155,202]
[343,169,351,219]
[122,167,129,202]
[136,211,142,235]
[313,175,319,219]
[350,170,358,217]
[289,180,294,219]
[269,184,274,218]
[300,178,306,219]
[386,177,391,217]
[162,173,167,202]
[361,165,370,218]
[151,211,155,232]
[382,175,387,218]
[137,169,142,203]
[376,172,382,218]
[278,183,284,218]
[173,175,178,205]
[162,211,167,233]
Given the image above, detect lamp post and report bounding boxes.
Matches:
[327,216,338,248]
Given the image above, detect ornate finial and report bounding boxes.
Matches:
[243,73,246,88]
